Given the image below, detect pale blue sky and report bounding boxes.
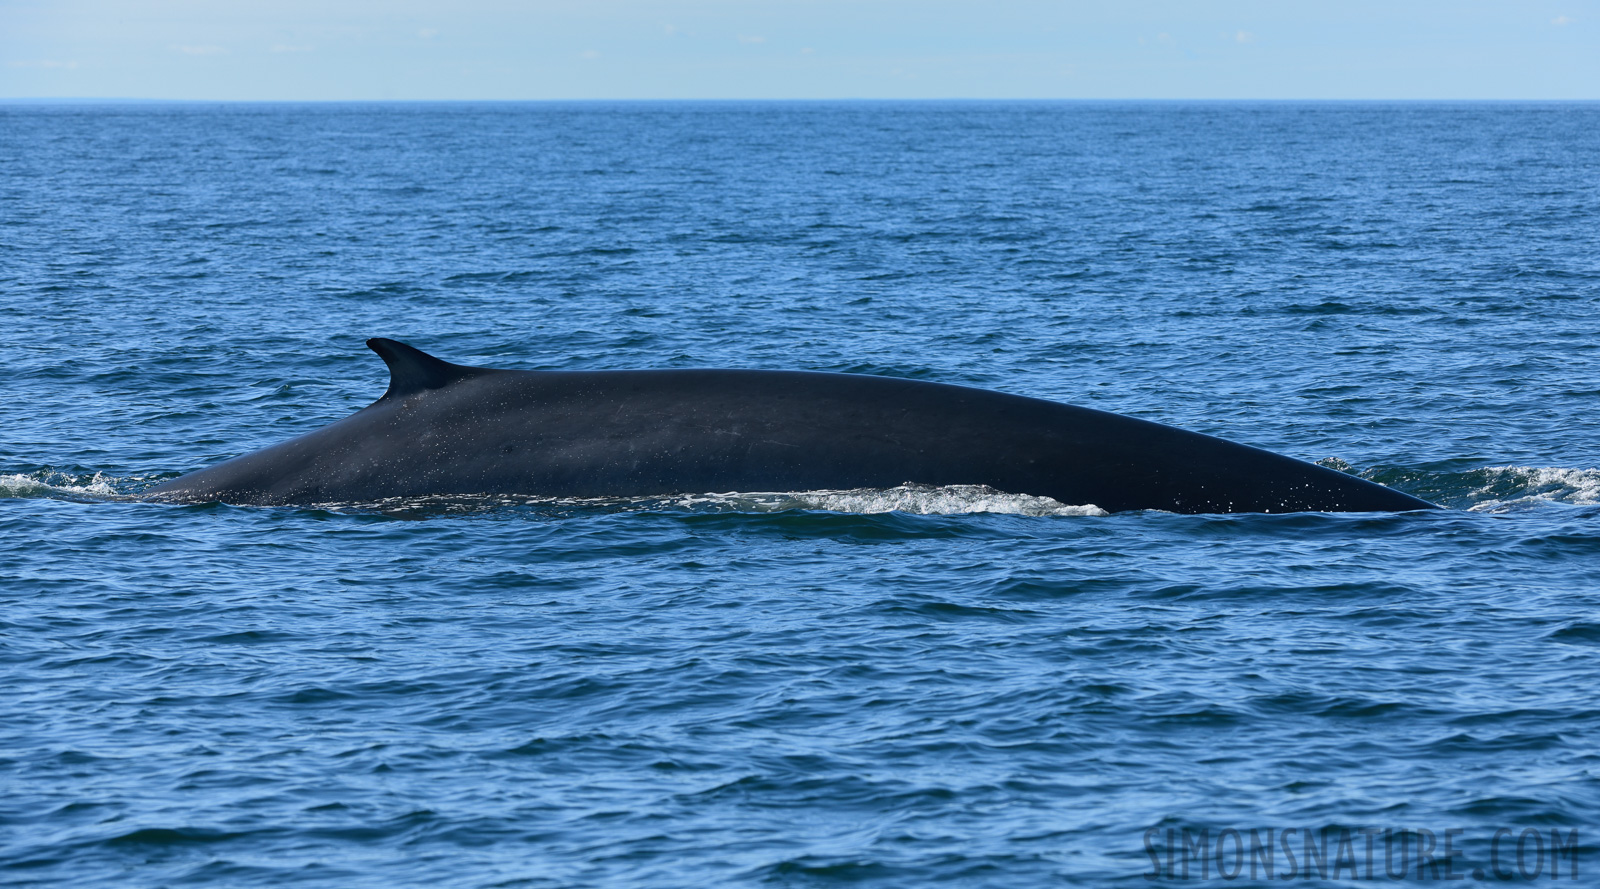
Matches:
[3,0,1597,101]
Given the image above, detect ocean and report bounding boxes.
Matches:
[2,101,1597,886]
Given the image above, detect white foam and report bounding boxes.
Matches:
[1463,465,1600,513]
[671,484,1107,517]
[0,471,123,501]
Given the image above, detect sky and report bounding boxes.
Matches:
[2,0,1597,101]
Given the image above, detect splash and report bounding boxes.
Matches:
[1460,466,1600,513]
[0,471,126,501]
[672,484,1107,517]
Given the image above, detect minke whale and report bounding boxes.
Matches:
[143,338,1438,513]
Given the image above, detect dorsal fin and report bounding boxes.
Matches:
[367,338,482,400]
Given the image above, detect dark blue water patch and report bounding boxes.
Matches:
[3,101,1600,888]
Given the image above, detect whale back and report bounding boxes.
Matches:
[143,340,1439,513]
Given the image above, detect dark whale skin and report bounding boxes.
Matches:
[142,338,1439,514]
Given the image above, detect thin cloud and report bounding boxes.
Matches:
[8,59,80,69]
[417,29,439,39]
[270,44,313,54]
[1235,30,1254,43]
[1552,15,1575,26]
[580,49,601,59]
[737,35,766,44]
[173,45,226,55]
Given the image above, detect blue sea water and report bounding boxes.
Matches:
[2,101,1599,887]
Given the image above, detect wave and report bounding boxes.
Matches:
[0,471,128,502]
[8,466,1599,516]
[1452,465,1600,513]
[668,484,1105,517]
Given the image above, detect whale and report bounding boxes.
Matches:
[142,338,1439,513]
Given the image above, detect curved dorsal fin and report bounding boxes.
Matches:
[367,338,482,400]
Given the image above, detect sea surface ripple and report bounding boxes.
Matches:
[2,101,1598,887]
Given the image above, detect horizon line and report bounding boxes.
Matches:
[5,96,1599,105]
